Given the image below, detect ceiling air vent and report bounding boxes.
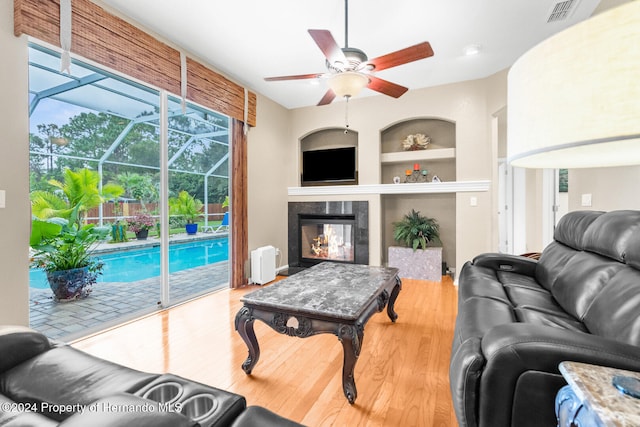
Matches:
[547,0,579,22]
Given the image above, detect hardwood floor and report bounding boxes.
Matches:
[72,276,459,426]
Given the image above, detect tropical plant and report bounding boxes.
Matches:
[30,206,110,274]
[30,167,124,226]
[393,209,441,251]
[126,213,156,234]
[169,190,203,224]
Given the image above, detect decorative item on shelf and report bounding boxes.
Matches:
[405,170,430,183]
[393,176,401,184]
[432,175,441,183]
[402,133,431,151]
[405,163,429,183]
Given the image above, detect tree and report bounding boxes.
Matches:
[116,172,159,209]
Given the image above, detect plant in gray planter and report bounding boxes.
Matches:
[30,206,109,301]
[388,209,443,281]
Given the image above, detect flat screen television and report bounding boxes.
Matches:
[302,147,357,186]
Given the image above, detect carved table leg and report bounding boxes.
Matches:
[387,276,402,323]
[338,324,363,404]
[234,306,260,374]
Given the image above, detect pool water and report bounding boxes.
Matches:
[30,238,229,289]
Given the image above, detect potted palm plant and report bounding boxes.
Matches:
[30,206,110,301]
[388,209,443,281]
[169,190,203,235]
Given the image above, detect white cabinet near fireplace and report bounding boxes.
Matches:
[388,246,442,282]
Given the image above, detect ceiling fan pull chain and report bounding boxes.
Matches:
[344,96,350,131]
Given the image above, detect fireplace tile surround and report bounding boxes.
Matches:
[288,201,369,268]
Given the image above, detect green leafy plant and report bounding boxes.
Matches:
[393,209,441,251]
[30,206,110,275]
[169,190,203,225]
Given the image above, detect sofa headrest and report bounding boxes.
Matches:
[0,326,51,374]
[582,210,640,262]
[554,210,604,250]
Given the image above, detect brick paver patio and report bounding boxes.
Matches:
[29,233,230,341]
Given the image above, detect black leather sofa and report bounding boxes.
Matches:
[449,210,640,427]
[0,325,303,427]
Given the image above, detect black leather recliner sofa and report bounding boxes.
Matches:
[0,325,303,427]
[450,210,640,427]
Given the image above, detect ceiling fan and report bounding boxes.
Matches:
[264,0,434,106]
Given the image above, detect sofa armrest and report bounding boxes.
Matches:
[0,326,51,374]
[479,323,640,426]
[482,324,640,374]
[471,253,538,277]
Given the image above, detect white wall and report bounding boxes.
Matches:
[568,166,640,211]
[0,0,31,326]
[247,95,291,270]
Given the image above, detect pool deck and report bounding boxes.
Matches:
[30,232,230,341]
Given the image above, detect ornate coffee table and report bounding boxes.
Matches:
[234,262,401,404]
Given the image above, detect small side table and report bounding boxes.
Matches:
[556,361,640,426]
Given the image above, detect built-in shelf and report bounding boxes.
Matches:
[288,180,490,196]
[380,148,455,164]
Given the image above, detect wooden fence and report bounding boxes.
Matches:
[85,202,227,224]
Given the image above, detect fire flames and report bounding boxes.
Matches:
[309,225,352,260]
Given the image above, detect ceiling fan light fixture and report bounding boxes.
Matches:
[328,72,369,98]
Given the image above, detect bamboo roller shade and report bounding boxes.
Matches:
[14,0,257,126]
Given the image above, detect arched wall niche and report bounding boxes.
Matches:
[379,117,457,274]
[299,127,359,186]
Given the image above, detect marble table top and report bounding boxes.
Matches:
[241,262,399,321]
[559,361,640,426]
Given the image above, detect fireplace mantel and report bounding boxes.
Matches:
[288,180,490,197]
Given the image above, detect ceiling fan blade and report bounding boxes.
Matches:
[365,41,434,72]
[308,29,347,65]
[367,75,408,98]
[317,89,336,106]
[264,73,324,81]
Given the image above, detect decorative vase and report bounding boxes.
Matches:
[135,228,149,240]
[46,266,93,302]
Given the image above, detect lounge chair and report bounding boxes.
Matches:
[215,212,229,232]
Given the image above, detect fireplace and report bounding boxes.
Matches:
[299,214,355,266]
[288,201,368,268]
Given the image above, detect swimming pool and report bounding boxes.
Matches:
[30,238,229,289]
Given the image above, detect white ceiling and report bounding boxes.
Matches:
[95,0,620,110]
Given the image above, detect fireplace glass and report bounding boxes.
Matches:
[299,216,355,265]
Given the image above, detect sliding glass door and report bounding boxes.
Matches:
[28,44,230,340]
